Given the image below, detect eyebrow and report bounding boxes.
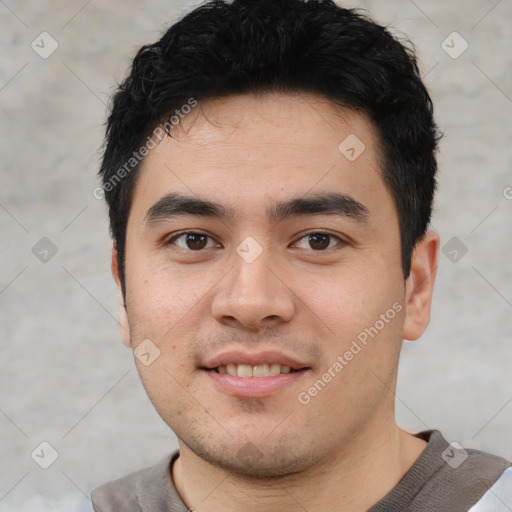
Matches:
[144,194,235,224]
[267,193,369,224]
[144,192,369,225]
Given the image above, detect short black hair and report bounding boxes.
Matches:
[99,0,441,294]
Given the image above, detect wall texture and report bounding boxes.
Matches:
[1,0,511,510]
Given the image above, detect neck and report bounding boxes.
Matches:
[171,420,427,512]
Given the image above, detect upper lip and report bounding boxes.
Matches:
[202,350,311,370]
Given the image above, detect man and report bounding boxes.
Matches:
[91,0,512,510]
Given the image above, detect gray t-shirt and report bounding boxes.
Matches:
[91,430,512,511]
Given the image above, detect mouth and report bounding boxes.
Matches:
[201,352,311,398]
[209,363,306,378]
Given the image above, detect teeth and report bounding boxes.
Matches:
[253,364,270,377]
[269,363,281,376]
[216,363,297,377]
[237,364,253,377]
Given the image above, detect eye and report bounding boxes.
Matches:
[167,232,219,251]
[293,232,343,251]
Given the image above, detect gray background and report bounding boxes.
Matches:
[1,0,511,510]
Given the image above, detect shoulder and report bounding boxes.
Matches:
[417,430,512,510]
[372,430,512,511]
[91,453,176,512]
[91,465,150,512]
[434,432,511,491]
[469,467,512,511]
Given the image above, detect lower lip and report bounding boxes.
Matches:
[205,370,308,398]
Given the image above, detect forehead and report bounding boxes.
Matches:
[130,92,389,220]
[162,92,379,167]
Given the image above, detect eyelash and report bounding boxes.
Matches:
[164,231,346,252]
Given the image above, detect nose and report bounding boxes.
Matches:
[211,246,296,331]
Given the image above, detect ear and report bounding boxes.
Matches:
[402,230,440,341]
[111,246,132,348]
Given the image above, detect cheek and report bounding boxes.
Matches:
[124,260,221,382]
[125,253,212,332]
[135,357,188,424]
[293,264,394,332]
[293,264,405,382]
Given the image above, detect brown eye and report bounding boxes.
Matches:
[308,233,331,250]
[185,233,208,250]
[169,232,217,250]
[293,232,343,251]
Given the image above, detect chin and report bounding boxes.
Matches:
[183,435,321,479]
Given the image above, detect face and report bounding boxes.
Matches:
[114,93,435,477]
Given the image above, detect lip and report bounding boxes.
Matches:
[202,350,309,371]
[205,369,309,398]
[200,349,311,398]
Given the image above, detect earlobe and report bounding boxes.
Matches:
[402,230,440,341]
[111,247,132,348]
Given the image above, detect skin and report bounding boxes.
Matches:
[112,92,439,511]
